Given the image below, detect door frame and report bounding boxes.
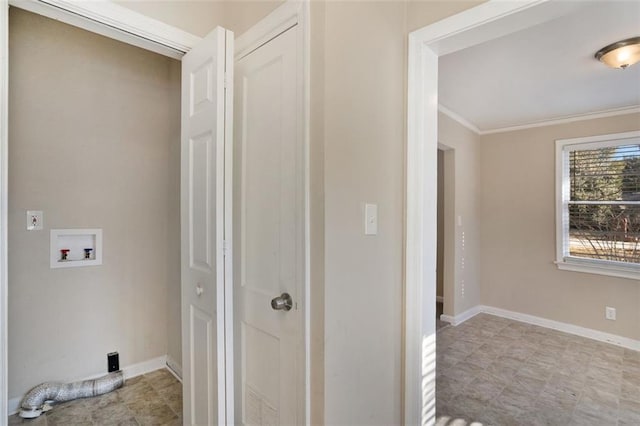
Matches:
[1,0,8,420]
[233,2,310,423]
[404,0,583,423]
[0,0,310,422]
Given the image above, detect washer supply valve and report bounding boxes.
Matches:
[83,248,93,260]
[60,249,70,261]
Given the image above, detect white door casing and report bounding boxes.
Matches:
[233,23,304,425]
[0,0,8,420]
[180,26,233,426]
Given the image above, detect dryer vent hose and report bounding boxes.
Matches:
[19,371,124,418]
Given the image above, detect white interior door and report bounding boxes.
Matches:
[181,26,233,426]
[234,25,303,426]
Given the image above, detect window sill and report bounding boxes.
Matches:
[555,259,640,281]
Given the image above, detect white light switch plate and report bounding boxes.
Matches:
[26,210,43,231]
[364,203,377,235]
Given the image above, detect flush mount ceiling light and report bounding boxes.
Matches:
[595,37,640,69]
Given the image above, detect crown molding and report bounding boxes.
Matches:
[438,104,640,137]
[438,104,482,135]
[482,105,640,135]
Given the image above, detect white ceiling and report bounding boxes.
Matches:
[439,1,640,133]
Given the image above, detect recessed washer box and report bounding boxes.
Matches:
[50,229,103,268]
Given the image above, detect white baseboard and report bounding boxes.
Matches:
[436,296,444,303]
[440,305,482,326]
[121,355,167,381]
[8,355,171,416]
[165,355,183,382]
[8,397,20,417]
[481,305,640,352]
[442,304,640,352]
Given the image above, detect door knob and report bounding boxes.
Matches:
[196,283,204,297]
[271,293,293,311]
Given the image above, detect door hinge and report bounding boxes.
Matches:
[223,73,228,89]
[223,240,229,255]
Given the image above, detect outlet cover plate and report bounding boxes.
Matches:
[107,352,119,372]
[605,306,616,321]
[26,210,43,231]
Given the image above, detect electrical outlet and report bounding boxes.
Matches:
[107,352,120,372]
[605,306,616,321]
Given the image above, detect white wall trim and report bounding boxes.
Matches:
[480,106,640,135]
[554,259,640,281]
[439,104,640,137]
[8,397,20,417]
[8,355,170,415]
[404,32,438,426]
[9,0,201,59]
[120,355,168,380]
[301,1,311,424]
[440,305,482,326]
[482,306,640,351]
[438,105,482,135]
[234,0,302,60]
[410,0,548,55]
[441,305,640,351]
[0,0,7,421]
[165,355,183,381]
[223,25,236,426]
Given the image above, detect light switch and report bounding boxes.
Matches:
[364,203,377,235]
[27,210,43,231]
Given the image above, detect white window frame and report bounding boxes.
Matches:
[555,130,640,281]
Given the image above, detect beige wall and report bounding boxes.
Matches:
[438,113,482,317]
[309,0,326,424]
[321,2,485,424]
[8,8,180,399]
[323,2,406,423]
[166,66,182,369]
[479,113,640,341]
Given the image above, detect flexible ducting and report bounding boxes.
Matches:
[19,371,124,418]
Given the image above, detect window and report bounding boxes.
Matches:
[556,131,640,280]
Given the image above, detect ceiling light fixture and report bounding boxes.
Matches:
[595,37,640,69]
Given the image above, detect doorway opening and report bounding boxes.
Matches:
[405,1,577,423]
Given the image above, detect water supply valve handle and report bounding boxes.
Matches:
[60,249,70,261]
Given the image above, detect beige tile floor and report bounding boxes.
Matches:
[436,313,640,426]
[8,369,182,426]
[7,316,640,426]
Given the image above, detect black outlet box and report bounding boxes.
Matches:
[107,352,119,372]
